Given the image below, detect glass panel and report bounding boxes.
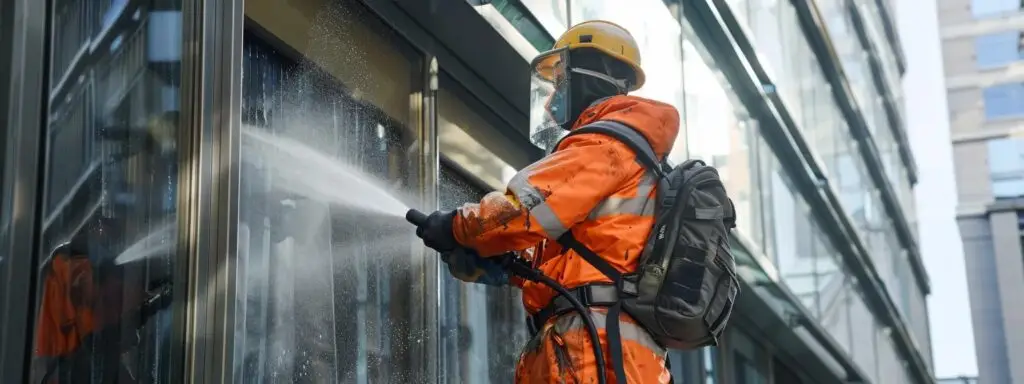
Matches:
[730,329,770,384]
[703,347,719,384]
[971,0,1022,18]
[983,82,1024,120]
[236,0,424,381]
[820,276,853,354]
[438,88,527,381]
[975,31,1024,69]
[761,134,844,317]
[848,285,880,383]
[679,28,763,247]
[30,0,183,382]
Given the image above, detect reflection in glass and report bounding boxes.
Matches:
[30,0,182,382]
[678,31,762,247]
[235,0,423,380]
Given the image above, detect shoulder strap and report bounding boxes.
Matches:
[560,120,668,179]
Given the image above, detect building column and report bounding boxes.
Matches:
[986,210,1024,383]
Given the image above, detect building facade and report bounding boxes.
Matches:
[937,0,1024,383]
[0,0,931,383]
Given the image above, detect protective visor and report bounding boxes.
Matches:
[529,48,571,152]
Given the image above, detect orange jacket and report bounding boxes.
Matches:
[34,252,96,357]
[452,95,680,314]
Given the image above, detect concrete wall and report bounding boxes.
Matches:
[987,211,1024,383]
[957,215,1012,384]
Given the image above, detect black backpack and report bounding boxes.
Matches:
[552,120,740,377]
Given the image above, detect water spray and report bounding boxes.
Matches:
[404,208,608,384]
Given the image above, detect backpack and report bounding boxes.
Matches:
[553,120,740,357]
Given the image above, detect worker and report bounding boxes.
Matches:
[415,20,677,383]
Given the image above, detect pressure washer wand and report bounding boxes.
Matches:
[405,209,429,228]
[404,209,609,384]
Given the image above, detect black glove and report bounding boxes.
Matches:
[440,247,509,286]
[415,210,458,253]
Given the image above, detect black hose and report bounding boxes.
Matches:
[504,260,608,384]
[406,209,608,384]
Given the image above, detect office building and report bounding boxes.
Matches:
[937,0,1024,383]
[0,0,931,382]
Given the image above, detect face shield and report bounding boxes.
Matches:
[529,48,571,152]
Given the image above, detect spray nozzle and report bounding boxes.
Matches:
[405,209,429,228]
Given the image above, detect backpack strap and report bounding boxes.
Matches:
[558,120,669,179]
[552,120,670,384]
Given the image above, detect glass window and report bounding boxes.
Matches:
[730,329,770,384]
[986,138,1024,198]
[437,82,528,382]
[971,0,1023,18]
[30,1,183,382]
[678,27,763,246]
[975,31,1024,69]
[820,276,853,354]
[703,347,719,384]
[848,285,880,383]
[235,0,425,381]
[772,357,804,384]
[983,82,1024,120]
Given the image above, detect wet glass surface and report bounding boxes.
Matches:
[438,165,528,383]
[236,0,425,382]
[30,0,182,382]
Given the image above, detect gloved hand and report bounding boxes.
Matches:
[415,210,458,253]
[441,247,509,286]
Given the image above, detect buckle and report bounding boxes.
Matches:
[577,287,593,307]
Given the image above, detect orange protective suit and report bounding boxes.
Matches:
[452,95,679,383]
[35,252,96,358]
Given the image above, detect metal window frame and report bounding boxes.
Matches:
[0,0,48,381]
[177,0,244,381]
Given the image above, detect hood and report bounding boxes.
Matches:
[571,95,680,159]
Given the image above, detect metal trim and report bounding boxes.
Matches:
[790,0,929,295]
[178,0,244,381]
[683,0,934,382]
[0,0,48,380]
[839,0,918,185]
[869,0,907,75]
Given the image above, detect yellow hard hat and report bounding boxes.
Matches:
[544,20,645,91]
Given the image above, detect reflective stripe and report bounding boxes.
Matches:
[552,310,665,354]
[588,196,655,219]
[588,171,657,219]
[635,171,657,198]
[694,206,723,220]
[507,171,569,238]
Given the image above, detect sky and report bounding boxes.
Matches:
[895,0,979,377]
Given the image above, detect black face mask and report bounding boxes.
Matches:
[559,69,625,129]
